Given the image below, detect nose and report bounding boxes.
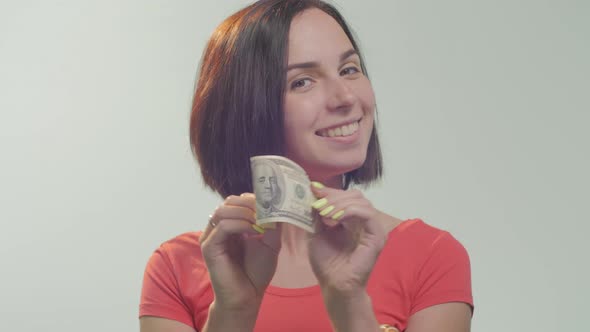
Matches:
[326,78,356,112]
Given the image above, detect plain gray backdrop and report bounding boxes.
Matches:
[1,0,588,331]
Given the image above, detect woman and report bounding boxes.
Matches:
[139,1,473,331]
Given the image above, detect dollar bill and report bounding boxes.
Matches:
[250,155,315,233]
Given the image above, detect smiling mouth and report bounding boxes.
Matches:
[316,119,361,138]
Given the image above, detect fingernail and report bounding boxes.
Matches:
[319,205,335,216]
[311,181,325,189]
[252,224,265,234]
[331,210,345,220]
[312,198,328,209]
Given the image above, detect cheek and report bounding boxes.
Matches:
[283,96,318,135]
[283,101,305,154]
[283,108,300,142]
[356,79,376,112]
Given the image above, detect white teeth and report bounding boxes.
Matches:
[341,125,350,136]
[319,120,359,137]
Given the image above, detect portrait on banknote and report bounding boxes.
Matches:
[252,158,285,218]
[250,155,315,233]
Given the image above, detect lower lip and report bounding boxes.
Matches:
[316,121,361,144]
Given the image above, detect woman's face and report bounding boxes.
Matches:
[283,8,376,181]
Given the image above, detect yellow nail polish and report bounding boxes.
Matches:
[312,198,328,209]
[252,224,265,234]
[319,205,335,216]
[311,181,325,189]
[332,210,345,220]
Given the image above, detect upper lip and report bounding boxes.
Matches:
[316,118,362,133]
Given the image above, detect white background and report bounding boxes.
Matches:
[1,0,588,331]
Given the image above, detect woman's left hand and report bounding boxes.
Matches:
[307,182,389,297]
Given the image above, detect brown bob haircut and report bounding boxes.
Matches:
[190,0,382,198]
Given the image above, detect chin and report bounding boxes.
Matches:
[286,142,369,176]
[306,154,367,179]
[332,158,366,175]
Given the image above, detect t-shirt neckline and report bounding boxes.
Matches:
[265,284,321,297]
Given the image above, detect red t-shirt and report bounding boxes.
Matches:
[139,219,473,331]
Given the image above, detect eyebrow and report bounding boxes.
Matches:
[286,48,358,72]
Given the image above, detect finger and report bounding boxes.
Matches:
[200,200,257,242]
[200,214,216,240]
[204,218,262,246]
[337,205,384,237]
[310,182,328,199]
[310,187,364,210]
[240,192,255,199]
[213,205,257,224]
[311,213,329,234]
[309,181,340,199]
[313,196,371,224]
[224,193,256,213]
[310,182,364,198]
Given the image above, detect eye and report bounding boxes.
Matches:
[258,177,265,183]
[290,78,312,90]
[340,66,360,76]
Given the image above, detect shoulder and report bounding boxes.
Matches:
[378,219,473,311]
[148,231,205,269]
[143,231,208,285]
[157,231,203,253]
[379,218,471,278]
[140,231,212,329]
[389,218,447,238]
[397,220,473,313]
[388,218,468,255]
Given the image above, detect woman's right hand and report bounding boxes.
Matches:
[199,193,281,313]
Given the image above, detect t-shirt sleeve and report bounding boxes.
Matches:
[139,244,195,329]
[410,231,474,316]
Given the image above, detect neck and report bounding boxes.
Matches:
[280,223,309,259]
[310,174,343,189]
[273,222,318,288]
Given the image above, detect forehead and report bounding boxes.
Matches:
[287,8,354,62]
[259,164,274,173]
